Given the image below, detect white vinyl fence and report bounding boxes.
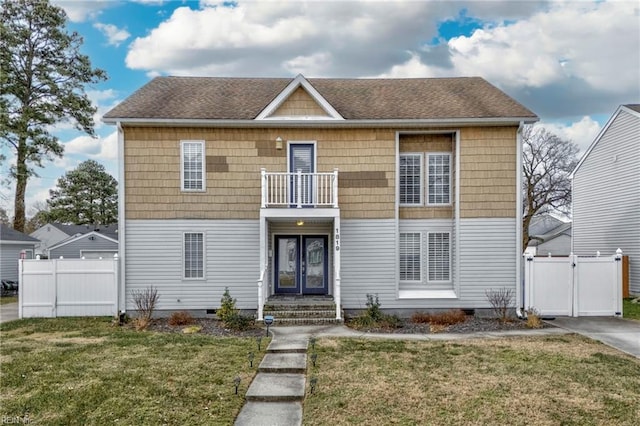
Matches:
[524,250,623,317]
[19,256,119,318]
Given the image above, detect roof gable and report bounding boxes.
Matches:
[256,74,343,120]
[572,104,640,177]
[48,231,118,252]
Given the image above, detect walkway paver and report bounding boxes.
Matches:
[259,353,307,373]
[234,401,303,426]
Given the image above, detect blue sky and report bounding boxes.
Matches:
[2,0,639,219]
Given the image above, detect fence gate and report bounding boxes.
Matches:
[524,251,623,317]
[19,257,119,318]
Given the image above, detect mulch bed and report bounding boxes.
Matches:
[144,316,552,337]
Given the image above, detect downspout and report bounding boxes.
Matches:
[117,122,126,315]
[515,121,524,318]
[455,131,461,297]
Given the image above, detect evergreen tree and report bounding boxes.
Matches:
[47,160,117,225]
[1,0,107,231]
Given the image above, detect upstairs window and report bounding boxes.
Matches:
[184,232,204,279]
[427,153,451,205]
[181,141,205,191]
[399,153,422,205]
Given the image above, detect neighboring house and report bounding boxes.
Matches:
[103,74,538,318]
[527,214,572,256]
[572,104,640,295]
[30,223,118,258]
[0,224,38,282]
[49,230,119,259]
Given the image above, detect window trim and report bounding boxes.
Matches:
[399,231,422,283]
[426,152,452,206]
[426,231,451,283]
[180,140,206,192]
[399,152,423,206]
[183,232,205,280]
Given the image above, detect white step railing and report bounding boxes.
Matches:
[261,169,338,208]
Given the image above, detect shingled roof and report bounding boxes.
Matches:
[103,76,537,122]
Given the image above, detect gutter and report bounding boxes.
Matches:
[102,116,539,128]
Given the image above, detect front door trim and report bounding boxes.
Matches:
[273,233,329,295]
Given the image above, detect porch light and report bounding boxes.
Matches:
[275,136,283,150]
[296,220,304,226]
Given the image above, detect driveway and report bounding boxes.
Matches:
[0,302,18,324]
[547,317,640,358]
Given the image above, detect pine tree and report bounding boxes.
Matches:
[47,160,117,225]
[1,0,107,231]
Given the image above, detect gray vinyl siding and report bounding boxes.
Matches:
[536,234,571,256]
[29,226,69,257]
[573,109,640,294]
[125,219,259,311]
[340,219,396,309]
[458,218,517,307]
[50,235,118,259]
[340,218,516,310]
[1,244,35,281]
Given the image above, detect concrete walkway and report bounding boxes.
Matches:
[546,316,640,358]
[0,302,18,324]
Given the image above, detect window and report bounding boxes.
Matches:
[428,232,450,282]
[427,153,451,205]
[399,232,421,281]
[184,233,204,279]
[181,141,205,191]
[399,154,422,205]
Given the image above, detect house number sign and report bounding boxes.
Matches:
[335,228,340,251]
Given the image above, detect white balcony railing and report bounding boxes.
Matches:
[261,169,338,208]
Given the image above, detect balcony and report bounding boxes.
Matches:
[261,169,338,208]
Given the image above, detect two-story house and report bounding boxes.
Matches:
[103,75,538,319]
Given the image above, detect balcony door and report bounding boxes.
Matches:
[274,235,328,295]
[289,143,315,206]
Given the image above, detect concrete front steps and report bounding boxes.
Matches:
[234,334,309,425]
[263,295,343,326]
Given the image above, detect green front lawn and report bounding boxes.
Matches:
[304,336,640,425]
[623,298,640,320]
[0,318,268,425]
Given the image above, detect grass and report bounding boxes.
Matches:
[1,296,18,305]
[3,318,640,425]
[623,298,640,320]
[0,317,269,425]
[304,335,640,425]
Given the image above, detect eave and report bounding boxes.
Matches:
[102,116,538,128]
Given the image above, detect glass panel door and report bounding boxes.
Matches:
[302,236,328,294]
[289,144,314,205]
[275,236,300,293]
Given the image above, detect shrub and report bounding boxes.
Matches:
[364,293,383,322]
[168,311,194,326]
[411,310,467,326]
[223,312,254,331]
[217,287,237,322]
[131,286,159,330]
[485,288,515,322]
[525,307,542,329]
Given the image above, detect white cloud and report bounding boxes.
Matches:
[64,131,118,162]
[54,1,112,22]
[539,116,602,154]
[283,52,332,76]
[94,23,131,47]
[384,1,639,96]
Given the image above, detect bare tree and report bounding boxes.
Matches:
[522,125,579,251]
